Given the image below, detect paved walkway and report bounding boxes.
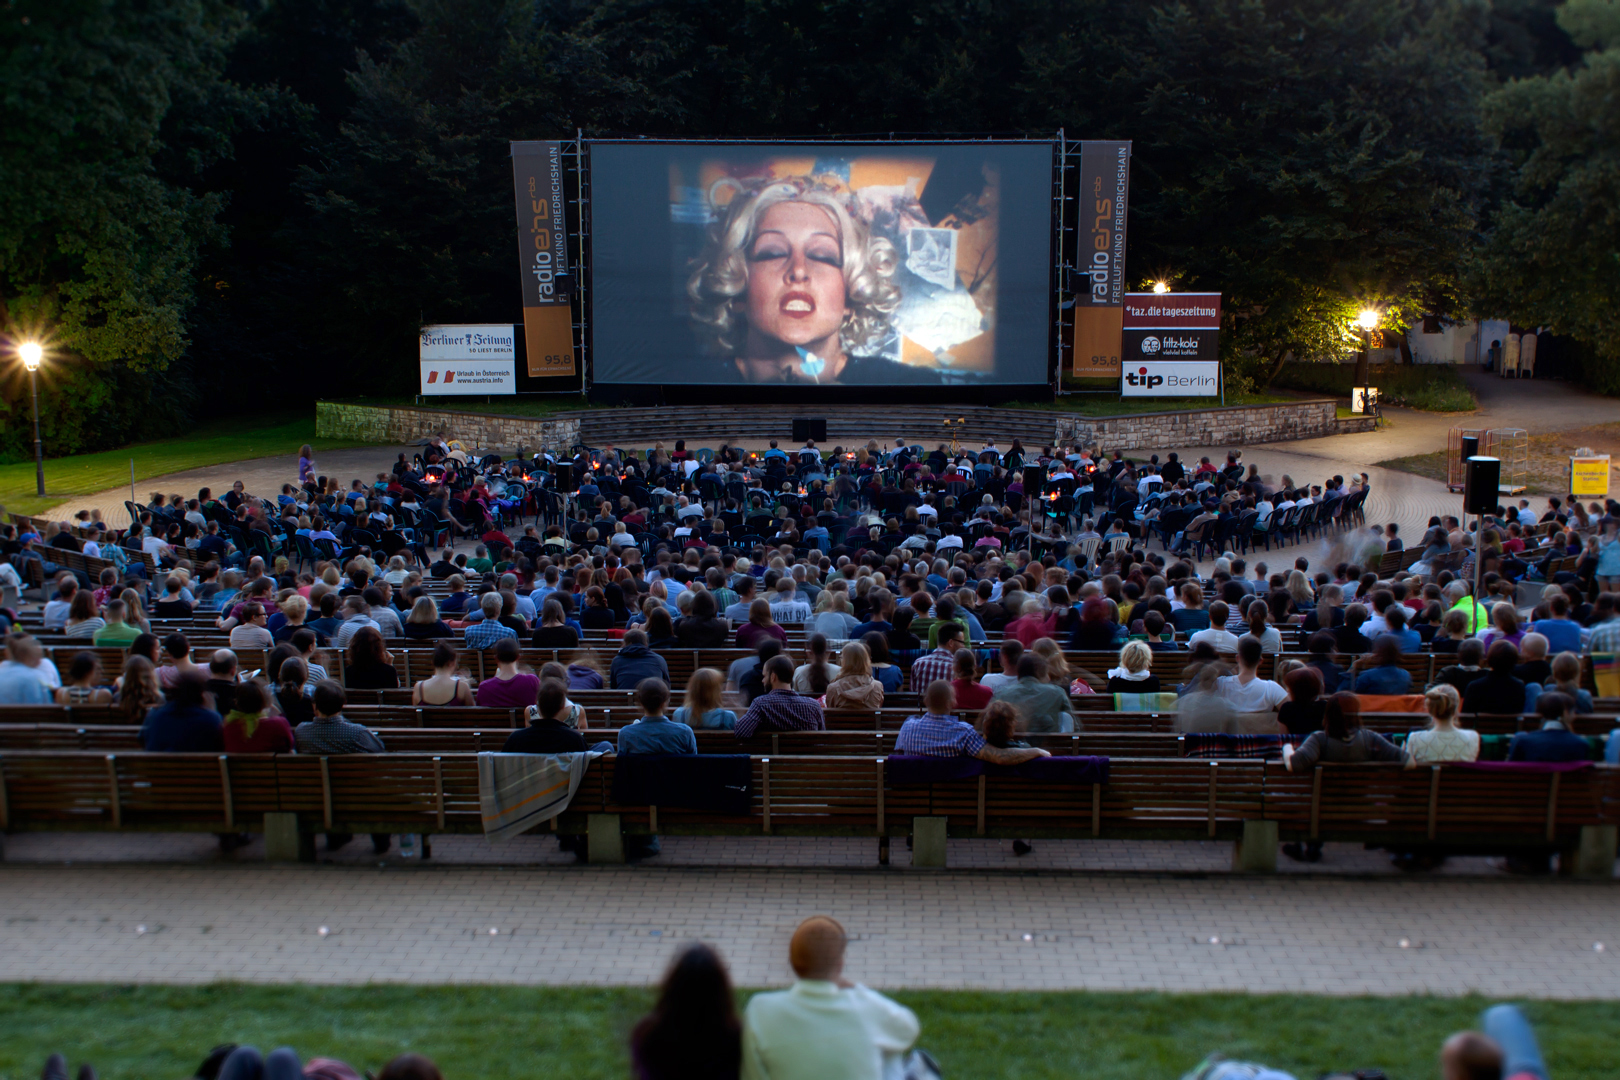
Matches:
[0,862,1613,994]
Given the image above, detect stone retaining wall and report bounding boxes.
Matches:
[1057,400,1376,449]
[316,401,581,455]
[317,398,1370,453]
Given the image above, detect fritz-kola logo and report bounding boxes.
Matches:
[1141,336,1161,354]
[1125,366,1164,389]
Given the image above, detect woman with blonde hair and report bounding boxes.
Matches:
[1404,684,1479,764]
[687,173,917,386]
[1106,640,1159,694]
[824,641,885,710]
[1548,651,1594,713]
[118,588,151,634]
[672,668,737,730]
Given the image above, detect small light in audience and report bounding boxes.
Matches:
[318,926,330,937]
[1208,936,1219,945]
[1398,938,1410,949]
[1596,942,1606,953]
[1022,933,1033,942]
[135,925,147,935]
[489,927,499,936]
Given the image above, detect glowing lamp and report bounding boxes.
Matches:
[1356,309,1379,331]
[19,342,42,371]
[1151,281,1170,295]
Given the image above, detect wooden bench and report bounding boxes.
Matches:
[0,750,1614,874]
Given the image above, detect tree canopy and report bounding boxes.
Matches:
[0,0,1611,454]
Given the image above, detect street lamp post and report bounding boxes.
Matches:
[19,342,44,496]
[1354,309,1378,387]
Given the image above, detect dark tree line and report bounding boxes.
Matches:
[1,0,1609,456]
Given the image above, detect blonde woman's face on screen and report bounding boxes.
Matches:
[743,201,846,363]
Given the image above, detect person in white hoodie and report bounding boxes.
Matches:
[742,916,920,1080]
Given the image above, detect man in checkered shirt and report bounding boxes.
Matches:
[1583,593,1620,654]
[463,592,517,650]
[908,621,965,693]
[895,681,1049,765]
[736,655,826,738]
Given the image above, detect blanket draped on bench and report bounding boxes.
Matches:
[477,750,603,841]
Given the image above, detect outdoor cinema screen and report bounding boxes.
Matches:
[589,142,1051,388]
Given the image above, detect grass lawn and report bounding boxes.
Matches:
[1,985,1615,1080]
[0,414,371,519]
[1272,364,1477,412]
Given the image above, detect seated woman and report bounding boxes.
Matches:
[343,627,400,690]
[644,606,680,651]
[403,596,454,640]
[412,642,474,706]
[55,651,112,706]
[862,632,905,694]
[1070,596,1124,652]
[1105,640,1159,694]
[1404,684,1479,764]
[825,641,885,711]
[792,633,841,696]
[222,680,295,754]
[1348,636,1412,696]
[439,574,472,616]
[671,668,737,731]
[579,585,617,630]
[1277,665,1326,736]
[532,599,582,648]
[1282,693,1406,861]
[736,599,788,650]
[1547,651,1594,714]
[674,590,730,648]
[950,647,993,709]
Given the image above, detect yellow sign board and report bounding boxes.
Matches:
[1570,456,1611,498]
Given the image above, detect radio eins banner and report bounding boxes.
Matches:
[1120,292,1221,397]
[419,324,517,395]
[511,140,577,378]
[1072,140,1131,378]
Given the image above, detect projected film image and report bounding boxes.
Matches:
[590,143,1050,387]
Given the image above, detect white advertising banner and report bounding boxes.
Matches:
[1121,360,1221,397]
[419,324,517,394]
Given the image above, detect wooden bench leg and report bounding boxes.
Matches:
[878,835,889,866]
[1573,825,1617,880]
[263,812,315,863]
[1232,820,1278,873]
[587,814,625,864]
[911,816,947,868]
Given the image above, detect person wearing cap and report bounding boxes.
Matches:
[741,915,919,1080]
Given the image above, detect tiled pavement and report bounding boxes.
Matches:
[1,835,1615,996]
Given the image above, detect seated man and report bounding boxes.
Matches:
[741,915,920,1080]
[1215,636,1288,712]
[611,629,671,690]
[988,654,1075,733]
[294,680,389,854]
[1507,691,1591,762]
[896,681,1050,766]
[139,672,224,752]
[735,655,826,737]
[616,678,698,755]
[0,635,54,705]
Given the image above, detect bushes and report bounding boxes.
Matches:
[1270,364,1477,412]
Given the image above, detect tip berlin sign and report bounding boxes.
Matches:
[1120,292,1221,397]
